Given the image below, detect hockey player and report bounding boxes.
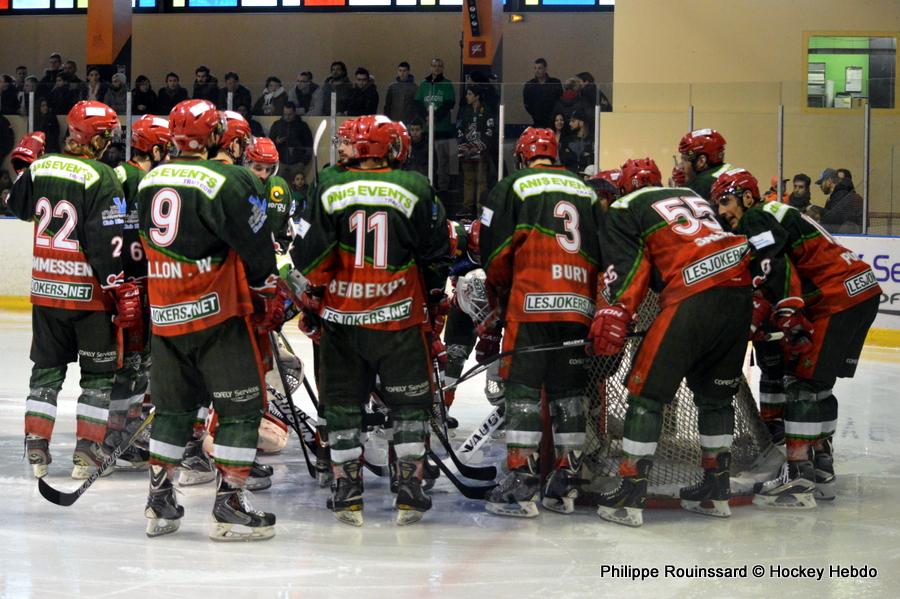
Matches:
[479,127,602,518]
[291,115,450,526]
[245,136,294,253]
[712,168,880,508]
[138,99,287,541]
[214,109,253,165]
[108,115,173,470]
[677,129,731,201]
[590,157,752,527]
[7,101,142,479]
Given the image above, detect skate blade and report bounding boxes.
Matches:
[814,482,835,501]
[144,511,181,538]
[115,460,149,472]
[752,492,817,510]
[541,496,575,515]
[395,509,425,526]
[681,499,731,518]
[334,509,364,527]
[597,505,643,527]
[245,477,272,492]
[177,469,216,486]
[486,500,539,518]
[31,464,48,478]
[71,464,113,480]
[209,522,275,542]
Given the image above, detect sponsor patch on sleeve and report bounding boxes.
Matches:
[296,218,312,239]
[748,230,775,250]
[480,207,494,227]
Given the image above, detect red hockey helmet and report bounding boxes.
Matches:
[447,220,462,258]
[219,110,252,150]
[711,168,760,205]
[515,127,558,164]
[334,118,357,165]
[168,99,223,152]
[620,158,662,194]
[347,115,394,160]
[587,169,622,202]
[130,115,172,155]
[67,101,120,146]
[390,121,411,164]
[678,128,726,165]
[11,131,46,166]
[468,218,481,260]
[245,136,280,164]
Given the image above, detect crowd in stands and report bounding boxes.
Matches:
[0,52,866,231]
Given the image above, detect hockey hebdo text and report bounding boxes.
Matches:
[599,563,877,581]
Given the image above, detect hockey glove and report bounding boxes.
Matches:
[670,166,686,187]
[297,287,323,343]
[588,304,633,356]
[252,278,292,332]
[771,298,814,359]
[432,335,449,370]
[750,295,772,342]
[111,282,142,330]
[474,330,502,365]
[427,290,449,338]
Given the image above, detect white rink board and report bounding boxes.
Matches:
[837,235,900,331]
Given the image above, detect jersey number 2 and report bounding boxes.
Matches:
[349,210,388,269]
[35,198,78,252]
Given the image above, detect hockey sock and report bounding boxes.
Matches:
[621,394,663,463]
[25,366,65,440]
[149,410,198,466]
[784,380,829,453]
[213,412,262,486]
[193,406,209,439]
[76,372,114,444]
[693,394,734,457]
[819,392,837,440]
[504,383,542,470]
[392,407,428,461]
[548,392,586,460]
[758,370,785,423]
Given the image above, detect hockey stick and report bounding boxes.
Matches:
[269,332,317,478]
[455,404,505,464]
[426,449,496,500]
[38,411,155,507]
[312,120,328,185]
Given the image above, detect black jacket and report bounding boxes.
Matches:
[522,76,562,128]
[821,178,863,233]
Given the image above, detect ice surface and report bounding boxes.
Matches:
[0,311,898,598]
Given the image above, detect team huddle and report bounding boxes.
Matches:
[5,99,881,539]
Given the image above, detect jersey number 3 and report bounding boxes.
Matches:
[554,201,581,253]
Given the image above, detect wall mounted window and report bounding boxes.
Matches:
[805,32,897,111]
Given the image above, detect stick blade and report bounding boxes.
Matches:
[38,476,78,507]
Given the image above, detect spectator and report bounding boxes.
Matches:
[560,109,594,174]
[236,104,265,137]
[415,57,457,193]
[763,176,789,203]
[157,72,188,115]
[192,66,218,102]
[464,69,499,111]
[383,61,418,124]
[787,173,812,210]
[290,171,309,211]
[17,76,39,117]
[252,76,288,117]
[103,73,128,115]
[39,52,63,95]
[218,71,252,111]
[288,71,321,116]
[347,67,379,116]
[48,74,76,116]
[552,78,591,127]
[0,75,19,115]
[0,169,12,196]
[837,168,853,182]
[34,99,60,154]
[817,167,863,233]
[79,66,108,103]
[0,115,12,166]
[132,75,158,115]
[457,84,496,215]
[62,60,81,84]
[523,57,563,128]
[321,61,352,116]
[575,71,611,115]
[805,204,825,223]
[268,101,313,181]
[14,66,27,92]
[551,111,568,144]
[404,117,429,177]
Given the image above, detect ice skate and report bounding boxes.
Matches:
[316,443,334,488]
[330,460,364,527]
[680,453,732,518]
[753,460,817,509]
[210,473,276,541]
[394,460,432,525]
[814,439,835,501]
[177,438,215,486]
[542,450,585,514]
[26,435,51,478]
[71,439,113,479]
[245,460,273,491]
[116,445,150,471]
[596,459,651,527]
[423,459,440,491]
[486,454,540,518]
[145,465,184,537]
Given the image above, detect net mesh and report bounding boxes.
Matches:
[580,292,774,499]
